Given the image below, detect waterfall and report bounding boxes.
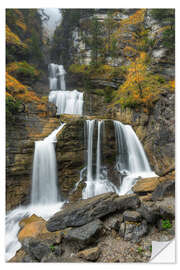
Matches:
[5,124,65,261]
[113,120,157,195]
[48,63,84,115]
[96,120,102,180]
[31,124,65,205]
[49,63,66,90]
[82,120,117,199]
[49,90,83,115]
[86,120,95,181]
[57,65,66,90]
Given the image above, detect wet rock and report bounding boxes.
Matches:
[77,246,100,261]
[132,177,159,194]
[46,192,140,231]
[123,210,142,222]
[152,180,175,201]
[64,219,103,250]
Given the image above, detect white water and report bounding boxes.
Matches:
[113,121,157,195]
[83,120,117,199]
[49,63,66,90]
[82,120,156,199]
[48,63,83,115]
[6,124,65,261]
[49,90,83,115]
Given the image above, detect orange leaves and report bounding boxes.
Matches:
[6,72,27,94]
[122,9,146,26]
[113,52,163,109]
[6,72,41,103]
[6,25,27,48]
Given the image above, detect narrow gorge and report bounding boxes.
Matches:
[6,8,175,263]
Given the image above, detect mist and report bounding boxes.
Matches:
[39,8,62,39]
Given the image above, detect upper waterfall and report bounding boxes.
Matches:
[48,63,84,115]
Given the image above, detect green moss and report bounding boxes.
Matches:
[6,95,22,122]
[161,219,172,230]
[7,61,40,85]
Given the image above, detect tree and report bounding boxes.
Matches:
[114,52,163,108]
[90,17,103,66]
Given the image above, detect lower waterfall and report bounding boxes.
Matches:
[81,119,156,199]
[5,124,65,261]
[113,121,156,195]
[82,120,118,199]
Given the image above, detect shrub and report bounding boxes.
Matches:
[6,95,22,122]
[161,219,172,230]
[7,61,40,85]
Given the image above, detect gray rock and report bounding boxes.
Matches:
[123,210,142,222]
[137,202,160,224]
[22,238,51,261]
[120,220,148,243]
[46,192,140,231]
[156,197,175,219]
[41,253,61,262]
[152,180,175,201]
[64,219,103,250]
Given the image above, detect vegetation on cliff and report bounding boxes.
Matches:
[52,9,175,110]
[6,9,45,122]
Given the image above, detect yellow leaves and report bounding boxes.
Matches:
[6,72,27,94]
[112,52,164,109]
[6,72,41,103]
[122,9,146,26]
[6,25,27,49]
[169,80,175,89]
[16,20,27,31]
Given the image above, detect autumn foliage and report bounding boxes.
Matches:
[113,52,166,108]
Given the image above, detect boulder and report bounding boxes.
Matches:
[46,192,140,232]
[77,246,100,261]
[119,220,148,243]
[123,210,142,222]
[103,213,123,231]
[19,214,44,229]
[136,202,160,224]
[64,219,103,250]
[156,197,175,219]
[18,218,62,244]
[18,220,48,241]
[21,238,51,261]
[152,180,175,201]
[132,177,159,194]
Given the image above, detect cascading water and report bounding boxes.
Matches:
[49,63,66,90]
[81,119,156,199]
[82,120,117,199]
[31,124,65,205]
[49,90,83,115]
[113,121,157,195]
[48,63,84,115]
[5,124,65,261]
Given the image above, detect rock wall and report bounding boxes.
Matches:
[110,91,175,176]
[6,103,59,210]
